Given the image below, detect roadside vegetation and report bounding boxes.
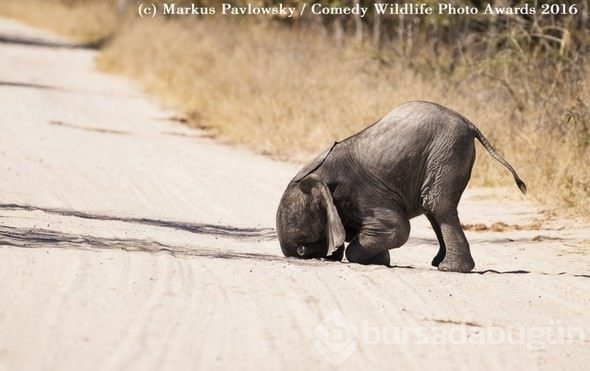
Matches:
[1,0,588,216]
[0,0,118,42]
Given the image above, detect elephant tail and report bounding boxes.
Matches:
[469,123,527,194]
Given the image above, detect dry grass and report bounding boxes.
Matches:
[1,2,588,216]
[95,18,507,155]
[0,0,118,42]
[96,18,590,217]
[97,18,451,156]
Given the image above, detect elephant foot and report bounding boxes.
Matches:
[347,250,391,267]
[324,246,344,262]
[438,256,475,273]
[431,251,445,267]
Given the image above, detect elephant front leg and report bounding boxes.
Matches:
[345,207,410,267]
[435,211,475,273]
[324,245,344,262]
[346,237,391,266]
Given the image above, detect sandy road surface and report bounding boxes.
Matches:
[0,18,589,371]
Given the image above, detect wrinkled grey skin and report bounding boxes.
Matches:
[276,101,526,272]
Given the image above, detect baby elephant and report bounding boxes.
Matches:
[276,101,526,272]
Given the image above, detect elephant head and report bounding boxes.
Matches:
[276,174,346,259]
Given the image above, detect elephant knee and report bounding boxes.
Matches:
[362,207,410,249]
[346,207,410,265]
[365,221,409,250]
[387,227,410,249]
[346,225,409,264]
[345,238,389,265]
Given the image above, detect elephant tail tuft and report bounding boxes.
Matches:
[469,122,527,195]
[515,176,527,194]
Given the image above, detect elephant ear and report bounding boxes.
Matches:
[292,142,338,182]
[298,174,345,257]
[318,182,346,256]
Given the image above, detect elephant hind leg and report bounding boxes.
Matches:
[434,210,475,273]
[345,207,410,267]
[426,213,446,267]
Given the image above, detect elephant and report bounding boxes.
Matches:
[276,101,526,272]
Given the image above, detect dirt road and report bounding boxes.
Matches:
[0,18,588,370]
